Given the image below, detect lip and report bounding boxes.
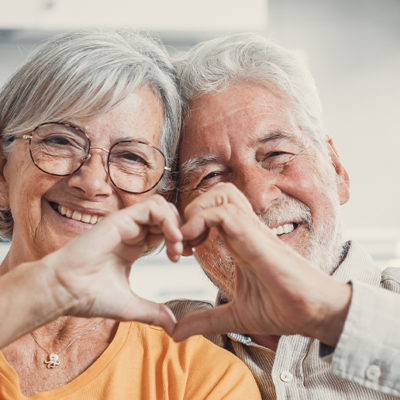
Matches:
[269,221,301,240]
[48,200,110,228]
[49,201,109,216]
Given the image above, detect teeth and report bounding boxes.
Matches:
[72,210,82,221]
[271,223,295,236]
[56,204,102,225]
[81,213,91,223]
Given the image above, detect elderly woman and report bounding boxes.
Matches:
[0,31,260,399]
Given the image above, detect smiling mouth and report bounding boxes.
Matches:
[271,223,298,236]
[50,202,104,225]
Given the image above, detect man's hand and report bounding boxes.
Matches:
[173,183,351,346]
[46,195,182,335]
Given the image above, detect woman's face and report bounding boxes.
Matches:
[2,87,165,260]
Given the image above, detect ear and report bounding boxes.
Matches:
[0,146,9,208]
[327,139,350,205]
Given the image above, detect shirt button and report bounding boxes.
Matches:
[280,371,293,382]
[365,365,381,382]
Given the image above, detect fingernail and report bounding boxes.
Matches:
[175,241,183,254]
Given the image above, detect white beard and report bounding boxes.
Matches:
[259,192,344,274]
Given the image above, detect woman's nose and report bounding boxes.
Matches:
[67,149,113,198]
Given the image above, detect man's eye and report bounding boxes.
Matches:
[195,171,224,189]
[262,152,294,170]
[266,151,286,158]
[202,171,221,181]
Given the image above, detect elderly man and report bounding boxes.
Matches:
[168,33,400,399]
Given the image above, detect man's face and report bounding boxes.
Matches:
[178,82,349,298]
[178,83,348,297]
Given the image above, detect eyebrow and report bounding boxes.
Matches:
[257,130,297,144]
[179,130,303,185]
[180,154,221,178]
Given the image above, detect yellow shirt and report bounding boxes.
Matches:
[0,322,261,399]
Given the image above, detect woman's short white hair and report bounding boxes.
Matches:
[174,32,326,147]
[0,30,181,238]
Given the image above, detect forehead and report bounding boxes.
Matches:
[179,82,302,162]
[71,87,164,145]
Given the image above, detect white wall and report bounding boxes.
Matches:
[267,0,400,234]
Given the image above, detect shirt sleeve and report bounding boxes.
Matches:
[325,270,400,397]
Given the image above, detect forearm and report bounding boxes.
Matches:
[0,258,76,348]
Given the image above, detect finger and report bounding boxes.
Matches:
[172,304,237,342]
[126,296,177,336]
[165,238,183,262]
[134,197,182,243]
[118,197,182,247]
[180,206,227,243]
[183,182,252,222]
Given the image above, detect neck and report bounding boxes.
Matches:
[250,334,280,351]
[31,317,109,348]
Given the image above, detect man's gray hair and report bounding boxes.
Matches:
[174,32,326,146]
[0,30,181,238]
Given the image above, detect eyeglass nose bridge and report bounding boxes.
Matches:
[81,146,110,164]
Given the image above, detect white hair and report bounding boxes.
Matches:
[174,32,327,148]
[0,30,181,238]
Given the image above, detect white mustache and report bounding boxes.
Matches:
[257,195,312,229]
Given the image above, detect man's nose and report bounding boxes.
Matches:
[67,149,113,198]
[234,167,281,214]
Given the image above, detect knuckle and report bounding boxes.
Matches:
[151,194,167,205]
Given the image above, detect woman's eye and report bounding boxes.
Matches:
[122,152,148,165]
[44,135,72,146]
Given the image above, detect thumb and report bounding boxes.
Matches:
[172,303,236,342]
[124,296,177,336]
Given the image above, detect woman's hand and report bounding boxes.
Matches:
[173,183,351,346]
[46,195,182,335]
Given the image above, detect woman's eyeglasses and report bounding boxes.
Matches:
[20,122,170,194]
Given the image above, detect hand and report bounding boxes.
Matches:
[46,195,182,335]
[173,183,351,346]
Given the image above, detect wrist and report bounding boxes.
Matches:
[40,251,81,317]
[304,281,352,347]
[0,257,78,347]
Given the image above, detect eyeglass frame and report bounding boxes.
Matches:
[19,121,171,194]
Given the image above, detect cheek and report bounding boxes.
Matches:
[194,228,236,297]
[118,188,162,209]
[5,155,56,216]
[177,192,192,214]
[282,162,333,206]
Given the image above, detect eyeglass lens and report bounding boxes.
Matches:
[29,123,166,193]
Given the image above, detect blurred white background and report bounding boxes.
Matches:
[0,0,399,302]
